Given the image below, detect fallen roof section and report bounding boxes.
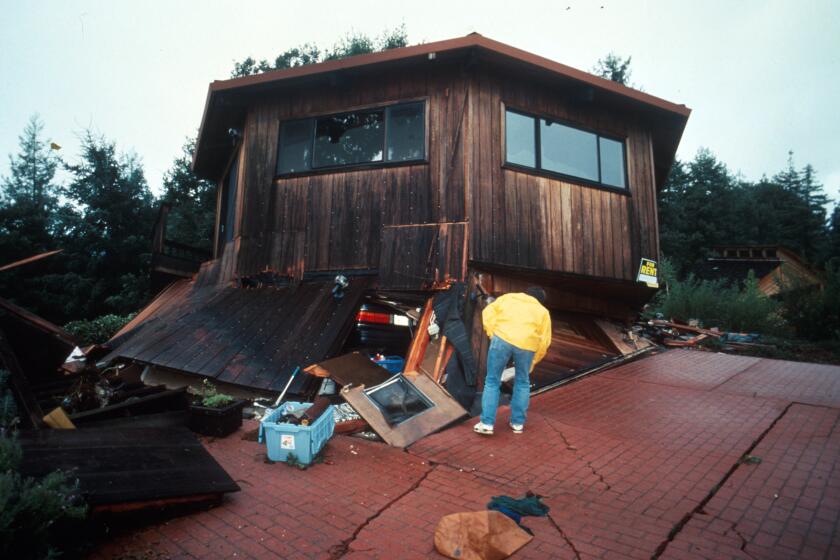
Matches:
[105,277,369,393]
[18,424,239,509]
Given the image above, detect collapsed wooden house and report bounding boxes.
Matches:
[693,245,823,296]
[108,33,689,398]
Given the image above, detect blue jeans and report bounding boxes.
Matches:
[480,335,534,426]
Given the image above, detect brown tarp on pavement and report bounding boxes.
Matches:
[434,510,533,560]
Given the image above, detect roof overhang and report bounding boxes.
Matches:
[193,33,690,184]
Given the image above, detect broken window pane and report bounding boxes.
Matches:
[313,110,385,168]
[276,118,314,175]
[365,375,434,425]
[505,110,536,168]
[386,103,425,162]
[540,119,599,182]
[599,137,626,188]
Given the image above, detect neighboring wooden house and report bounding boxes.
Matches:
[109,34,689,394]
[694,245,823,296]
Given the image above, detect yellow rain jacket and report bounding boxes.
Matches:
[482,292,552,368]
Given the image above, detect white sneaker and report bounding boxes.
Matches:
[473,422,494,435]
[509,423,524,434]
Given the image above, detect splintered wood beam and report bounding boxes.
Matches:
[403,298,433,374]
[432,341,454,384]
[0,249,63,272]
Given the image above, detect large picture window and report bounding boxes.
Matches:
[276,101,425,175]
[505,108,627,189]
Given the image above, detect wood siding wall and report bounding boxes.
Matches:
[466,64,659,282]
[224,60,660,288]
[233,64,469,283]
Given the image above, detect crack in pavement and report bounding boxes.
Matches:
[547,512,582,560]
[543,416,612,491]
[726,521,757,560]
[328,464,437,559]
[650,402,794,560]
[404,451,532,494]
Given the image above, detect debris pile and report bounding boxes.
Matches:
[0,296,239,516]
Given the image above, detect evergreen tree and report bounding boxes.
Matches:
[51,132,157,318]
[0,116,69,318]
[658,149,744,273]
[829,205,840,261]
[0,115,61,263]
[770,153,829,263]
[160,138,216,250]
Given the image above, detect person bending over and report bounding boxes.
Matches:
[474,286,552,435]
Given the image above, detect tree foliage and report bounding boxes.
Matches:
[0,122,157,323]
[0,372,88,559]
[231,25,409,78]
[161,138,216,251]
[659,149,835,275]
[593,53,633,85]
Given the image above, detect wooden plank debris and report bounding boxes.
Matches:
[18,425,240,508]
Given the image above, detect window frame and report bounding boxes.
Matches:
[501,104,631,195]
[274,98,429,179]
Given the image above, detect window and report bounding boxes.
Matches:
[276,102,425,175]
[365,375,434,425]
[386,103,425,161]
[505,108,627,190]
[505,111,536,167]
[277,119,313,174]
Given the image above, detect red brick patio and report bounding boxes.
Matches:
[90,350,840,559]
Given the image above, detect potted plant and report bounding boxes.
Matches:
[188,380,246,437]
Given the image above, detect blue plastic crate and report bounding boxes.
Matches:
[373,355,405,374]
[258,401,335,465]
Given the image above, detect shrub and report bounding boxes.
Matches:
[198,380,234,409]
[0,372,88,559]
[650,260,787,334]
[780,260,840,341]
[64,313,135,345]
[0,437,88,559]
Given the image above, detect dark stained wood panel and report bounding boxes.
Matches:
[214,58,661,293]
[379,223,468,289]
[467,64,659,284]
[105,271,370,393]
[19,426,239,506]
[229,63,468,283]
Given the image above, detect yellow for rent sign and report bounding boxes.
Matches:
[637,258,659,288]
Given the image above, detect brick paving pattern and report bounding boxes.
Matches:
[89,350,840,559]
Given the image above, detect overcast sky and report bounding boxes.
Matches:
[1,0,838,203]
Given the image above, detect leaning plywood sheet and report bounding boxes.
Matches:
[341,372,467,448]
[18,425,239,508]
[303,352,393,387]
[528,312,619,391]
[104,276,369,394]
